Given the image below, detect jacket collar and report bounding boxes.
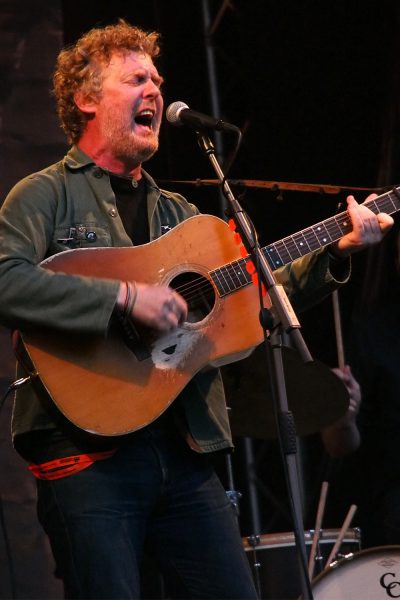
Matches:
[63,145,160,194]
[64,145,95,170]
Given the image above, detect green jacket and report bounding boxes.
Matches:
[0,146,349,453]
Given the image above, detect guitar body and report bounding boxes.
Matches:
[21,215,268,435]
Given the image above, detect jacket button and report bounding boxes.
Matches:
[93,167,103,178]
[86,231,97,242]
[109,208,117,217]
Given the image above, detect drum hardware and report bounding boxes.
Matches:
[239,460,361,598]
[243,528,361,553]
[324,504,358,569]
[246,534,261,548]
[308,480,358,577]
[246,535,262,597]
[225,488,242,513]
[327,551,356,569]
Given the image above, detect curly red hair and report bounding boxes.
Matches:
[53,20,161,144]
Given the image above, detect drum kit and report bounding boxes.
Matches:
[222,345,369,599]
[243,527,360,599]
[166,177,400,599]
[222,342,400,599]
[243,530,400,599]
[221,337,400,599]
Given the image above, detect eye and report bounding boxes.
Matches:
[132,75,146,85]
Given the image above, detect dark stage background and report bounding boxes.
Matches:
[1,0,400,597]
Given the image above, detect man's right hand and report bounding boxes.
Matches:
[117,281,188,332]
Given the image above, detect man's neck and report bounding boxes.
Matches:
[77,141,142,180]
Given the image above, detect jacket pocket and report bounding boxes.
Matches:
[52,223,112,251]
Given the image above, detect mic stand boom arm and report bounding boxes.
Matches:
[196,132,314,600]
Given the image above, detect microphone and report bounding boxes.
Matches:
[166,101,239,133]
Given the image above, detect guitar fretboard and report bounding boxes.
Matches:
[211,186,400,297]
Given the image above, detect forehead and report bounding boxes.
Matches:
[104,51,158,77]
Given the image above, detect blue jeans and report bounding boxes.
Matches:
[36,421,258,599]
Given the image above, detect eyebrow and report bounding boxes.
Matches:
[122,68,164,87]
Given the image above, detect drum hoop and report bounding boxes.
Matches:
[311,544,400,585]
[243,528,360,551]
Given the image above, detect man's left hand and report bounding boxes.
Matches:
[330,194,394,258]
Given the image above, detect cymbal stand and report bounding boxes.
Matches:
[196,130,315,600]
[243,437,263,598]
[243,437,262,534]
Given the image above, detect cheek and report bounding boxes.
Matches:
[155,97,164,125]
[155,90,163,109]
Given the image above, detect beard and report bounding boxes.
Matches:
[101,106,160,164]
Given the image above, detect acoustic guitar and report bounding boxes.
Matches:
[20,188,400,435]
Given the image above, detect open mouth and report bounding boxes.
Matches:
[134,109,154,129]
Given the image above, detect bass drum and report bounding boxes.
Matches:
[311,546,400,599]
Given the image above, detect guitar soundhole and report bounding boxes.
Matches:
[170,271,216,324]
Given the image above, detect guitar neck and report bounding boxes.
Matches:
[211,186,400,297]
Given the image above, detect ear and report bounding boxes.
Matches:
[74,90,98,115]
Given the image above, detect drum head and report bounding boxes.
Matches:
[311,546,400,599]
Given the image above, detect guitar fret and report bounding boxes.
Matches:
[389,189,400,210]
[378,193,397,213]
[336,213,351,232]
[211,260,250,297]
[211,267,230,296]
[303,229,322,251]
[312,223,332,246]
[219,268,233,293]
[367,187,400,215]
[264,245,285,268]
[326,216,349,240]
[225,262,244,289]
[224,264,237,290]
[292,231,312,254]
[235,259,251,286]
[276,240,297,263]
[283,238,302,260]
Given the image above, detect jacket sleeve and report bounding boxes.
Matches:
[273,247,350,314]
[0,174,120,335]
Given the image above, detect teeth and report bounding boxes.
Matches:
[137,109,154,117]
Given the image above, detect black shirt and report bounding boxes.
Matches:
[110,173,150,245]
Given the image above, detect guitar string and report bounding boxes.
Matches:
[171,214,357,304]
[170,212,346,305]
[169,218,337,304]
[171,255,256,303]
[174,276,225,303]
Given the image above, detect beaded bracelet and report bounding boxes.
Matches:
[122,281,130,315]
[123,281,138,319]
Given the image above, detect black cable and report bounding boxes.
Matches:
[0,376,31,599]
[0,377,31,413]
[222,127,242,178]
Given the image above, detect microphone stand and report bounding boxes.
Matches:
[196,131,314,600]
